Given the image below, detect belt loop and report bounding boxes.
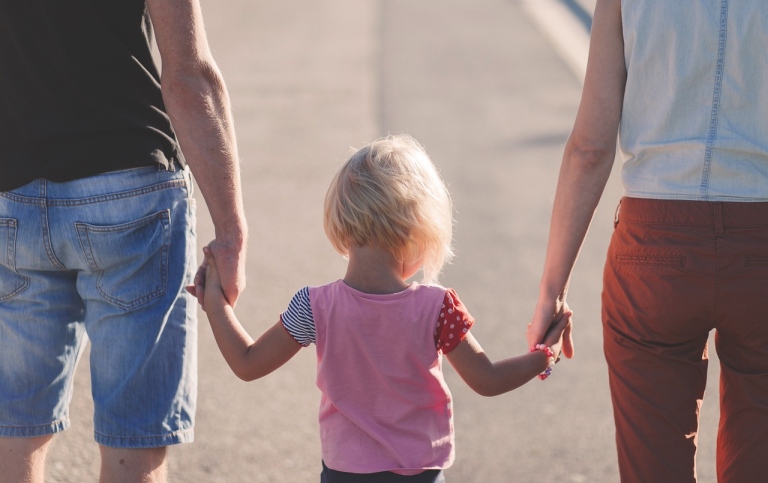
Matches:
[714,202,724,237]
[613,198,623,229]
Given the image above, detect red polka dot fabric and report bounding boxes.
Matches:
[435,289,474,354]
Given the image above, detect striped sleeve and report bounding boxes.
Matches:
[280,286,316,346]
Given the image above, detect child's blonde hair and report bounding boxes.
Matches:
[324,134,454,284]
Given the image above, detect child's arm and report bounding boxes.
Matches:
[445,312,571,397]
[202,247,301,381]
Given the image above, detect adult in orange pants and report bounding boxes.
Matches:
[527,1,768,481]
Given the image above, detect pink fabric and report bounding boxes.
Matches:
[311,281,455,475]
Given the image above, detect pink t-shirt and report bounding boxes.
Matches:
[281,281,474,475]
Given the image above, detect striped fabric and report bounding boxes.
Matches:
[281,286,316,346]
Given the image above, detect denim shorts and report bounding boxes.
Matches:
[0,165,197,448]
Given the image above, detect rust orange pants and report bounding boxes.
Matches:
[602,197,768,483]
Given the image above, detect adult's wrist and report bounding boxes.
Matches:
[214,218,248,249]
[537,284,566,309]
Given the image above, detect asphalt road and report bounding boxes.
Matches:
[44,1,721,481]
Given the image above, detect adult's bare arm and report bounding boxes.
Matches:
[526,0,626,356]
[146,0,247,305]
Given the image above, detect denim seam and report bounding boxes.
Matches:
[94,427,194,440]
[700,0,729,199]
[0,179,186,206]
[0,419,69,430]
[94,426,194,448]
[0,219,30,301]
[38,181,67,270]
[1,218,13,267]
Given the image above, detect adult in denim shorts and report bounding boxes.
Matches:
[0,0,247,481]
[527,1,768,481]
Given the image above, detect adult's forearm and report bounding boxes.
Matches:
[538,142,614,303]
[162,62,247,245]
[538,0,625,303]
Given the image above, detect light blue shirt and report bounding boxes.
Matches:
[619,0,768,201]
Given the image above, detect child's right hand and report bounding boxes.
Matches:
[202,245,229,313]
[542,306,573,363]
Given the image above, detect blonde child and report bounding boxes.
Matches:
[195,134,571,482]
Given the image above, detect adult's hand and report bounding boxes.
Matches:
[528,298,574,359]
[190,238,246,308]
[206,238,246,306]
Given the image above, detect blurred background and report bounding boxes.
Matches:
[44,1,721,481]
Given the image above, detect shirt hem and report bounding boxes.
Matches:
[322,459,452,475]
[622,191,768,202]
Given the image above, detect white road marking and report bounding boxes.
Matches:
[520,0,591,84]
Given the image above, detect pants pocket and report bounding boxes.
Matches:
[76,210,171,310]
[0,218,29,301]
[745,255,768,267]
[615,254,686,267]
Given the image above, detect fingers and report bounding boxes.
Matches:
[194,256,208,293]
[203,244,214,262]
[539,309,575,361]
[557,309,574,359]
[527,299,570,349]
[527,309,565,349]
[207,241,245,307]
[562,318,575,359]
[196,265,207,307]
[187,245,214,310]
[526,320,548,350]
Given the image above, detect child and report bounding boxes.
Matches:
[194,134,571,482]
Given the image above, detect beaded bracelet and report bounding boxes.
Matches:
[530,344,556,380]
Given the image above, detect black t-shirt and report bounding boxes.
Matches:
[0,0,184,191]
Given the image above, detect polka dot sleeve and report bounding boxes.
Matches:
[435,289,475,354]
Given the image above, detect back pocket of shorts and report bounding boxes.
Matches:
[0,218,29,301]
[76,210,170,310]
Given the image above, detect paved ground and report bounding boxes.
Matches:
[44,1,721,481]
